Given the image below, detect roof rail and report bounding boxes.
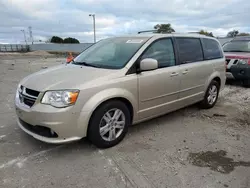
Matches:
[138,31,201,35]
[138,30,158,34]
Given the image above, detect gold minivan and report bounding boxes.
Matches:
[15,33,226,148]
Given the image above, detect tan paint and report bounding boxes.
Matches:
[15,33,226,143]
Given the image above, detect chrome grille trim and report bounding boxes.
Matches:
[22,88,38,99]
[18,86,40,107]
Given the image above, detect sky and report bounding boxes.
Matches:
[0,0,250,44]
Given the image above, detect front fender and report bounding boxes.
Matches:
[76,88,138,137]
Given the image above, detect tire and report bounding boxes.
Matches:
[200,80,220,109]
[88,100,131,148]
[243,79,250,88]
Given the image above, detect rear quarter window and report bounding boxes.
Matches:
[202,38,223,60]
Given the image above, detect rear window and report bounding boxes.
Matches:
[202,38,223,60]
[176,38,203,64]
[223,41,250,53]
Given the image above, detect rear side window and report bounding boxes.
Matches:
[176,38,203,64]
[202,38,223,60]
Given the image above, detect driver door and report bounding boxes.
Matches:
[138,38,181,120]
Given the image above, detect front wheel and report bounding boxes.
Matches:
[88,100,131,148]
[243,79,250,88]
[200,80,220,109]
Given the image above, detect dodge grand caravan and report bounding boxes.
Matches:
[15,33,226,148]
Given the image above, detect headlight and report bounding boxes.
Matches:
[238,59,248,65]
[41,90,79,108]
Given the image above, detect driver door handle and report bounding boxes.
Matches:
[170,72,179,77]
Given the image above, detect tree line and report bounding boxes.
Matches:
[49,36,80,44]
[47,24,249,44]
[153,24,250,37]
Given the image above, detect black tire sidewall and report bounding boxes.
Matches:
[201,80,220,109]
[88,100,130,148]
[243,79,250,88]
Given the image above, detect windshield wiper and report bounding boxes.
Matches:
[73,61,100,68]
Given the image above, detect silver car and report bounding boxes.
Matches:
[15,33,226,148]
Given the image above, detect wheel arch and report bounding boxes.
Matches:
[77,88,137,137]
[213,76,221,88]
[205,72,223,94]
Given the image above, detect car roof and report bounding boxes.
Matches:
[232,36,250,41]
[115,33,214,39]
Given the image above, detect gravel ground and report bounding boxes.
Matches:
[0,54,250,188]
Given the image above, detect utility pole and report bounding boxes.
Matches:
[28,26,34,44]
[89,14,96,43]
[20,29,27,45]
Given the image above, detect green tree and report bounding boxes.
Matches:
[154,24,175,33]
[50,36,63,43]
[63,37,80,44]
[198,30,214,37]
[227,30,239,37]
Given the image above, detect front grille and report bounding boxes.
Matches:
[19,118,58,138]
[233,60,238,64]
[19,86,40,107]
[23,96,36,107]
[26,88,39,97]
[226,58,240,69]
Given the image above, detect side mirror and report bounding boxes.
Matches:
[140,58,158,71]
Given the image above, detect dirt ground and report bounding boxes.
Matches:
[0,53,250,188]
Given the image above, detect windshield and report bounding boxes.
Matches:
[72,37,148,69]
[223,41,250,52]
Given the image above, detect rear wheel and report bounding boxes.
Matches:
[200,80,219,109]
[88,100,130,148]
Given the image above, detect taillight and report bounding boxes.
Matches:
[225,61,227,70]
[248,59,250,65]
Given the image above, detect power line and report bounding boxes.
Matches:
[20,29,27,45]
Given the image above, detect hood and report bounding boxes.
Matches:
[224,52,250,59]
[20,64,122,91]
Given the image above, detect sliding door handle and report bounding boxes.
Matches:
[170,72,179,77]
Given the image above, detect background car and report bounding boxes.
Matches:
[223,36,250,87]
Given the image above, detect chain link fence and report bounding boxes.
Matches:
[0,44,29,52]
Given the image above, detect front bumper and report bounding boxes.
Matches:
[17,118,81,144]
[227,65,250,80]
[15,95,83,144]
[226,72,235,79]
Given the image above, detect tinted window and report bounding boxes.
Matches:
[203,38,223,59]
[176,38,203,64]
[141,38,175,68]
